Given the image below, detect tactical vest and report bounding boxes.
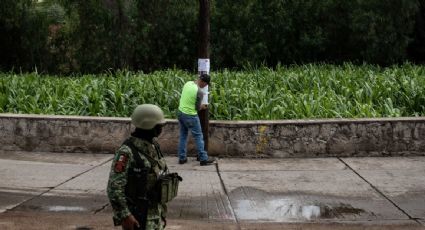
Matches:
[123,138,182,206]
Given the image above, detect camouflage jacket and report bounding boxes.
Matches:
[107,136,167,226]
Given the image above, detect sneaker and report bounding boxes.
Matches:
[200,158,215,166]
[179,158,187,164]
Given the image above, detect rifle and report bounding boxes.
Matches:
[129,200,148,230]
[127,167,149,230]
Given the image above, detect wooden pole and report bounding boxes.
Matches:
[198,0,210,151]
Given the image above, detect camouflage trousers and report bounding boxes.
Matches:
[121,218,164,230]
[146,217,164,230]
[123,204,165,230]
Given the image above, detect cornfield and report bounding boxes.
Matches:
[0,64,424,120]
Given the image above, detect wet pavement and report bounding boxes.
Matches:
[0,150,424,229]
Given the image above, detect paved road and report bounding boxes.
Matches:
[0,150,424,229]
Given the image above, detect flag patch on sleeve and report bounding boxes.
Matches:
[114,154,128,173]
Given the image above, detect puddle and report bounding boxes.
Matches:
[10,192,107,213]
[231,187,365,221]
[235,198,364,221]
[321,204,364,218]
[48,206,87,212]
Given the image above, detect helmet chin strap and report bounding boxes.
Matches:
[154,124,163,137]
[131,128,155,142]
[131,124,163,142]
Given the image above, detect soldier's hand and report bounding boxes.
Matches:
[122,214,140,230]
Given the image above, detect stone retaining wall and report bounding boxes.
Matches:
[1,114,424,157]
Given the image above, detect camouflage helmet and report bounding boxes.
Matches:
[131,104,165,129]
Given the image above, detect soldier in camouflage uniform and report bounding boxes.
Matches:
[107,104,168,230]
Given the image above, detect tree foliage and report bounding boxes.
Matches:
[0,0,423,74]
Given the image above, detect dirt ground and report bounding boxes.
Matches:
[0,211,423,230]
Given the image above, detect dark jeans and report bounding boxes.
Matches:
[177,111,208,161]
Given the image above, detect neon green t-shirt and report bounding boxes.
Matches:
[178,81,200,115]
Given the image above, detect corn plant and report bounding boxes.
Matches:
[0,63,424,120]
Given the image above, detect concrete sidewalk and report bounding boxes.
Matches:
[0,151,424,229]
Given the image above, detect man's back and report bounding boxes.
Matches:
[178,81,199,115]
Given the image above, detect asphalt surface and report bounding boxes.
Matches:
[0,150,424,230]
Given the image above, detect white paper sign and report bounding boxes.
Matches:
[200,85,209,104]
[198,59,210,74]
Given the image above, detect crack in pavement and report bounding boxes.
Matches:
[9,157,113,212]
[215,162,241,230]
[93,203,109,214]
[337,157,422,225]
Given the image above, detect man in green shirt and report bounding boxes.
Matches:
[177,74,215,166]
